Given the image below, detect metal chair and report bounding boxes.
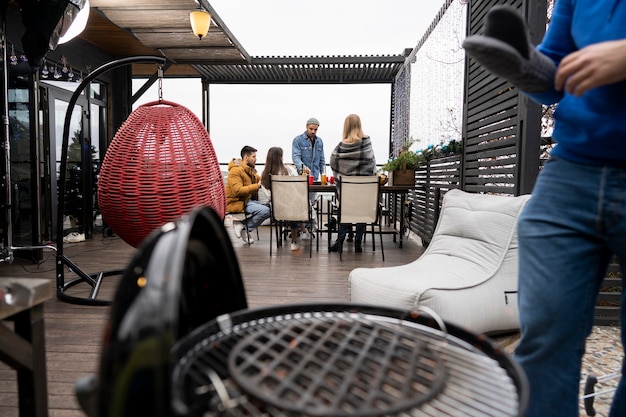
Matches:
[330,176,384,261]
[226,208,259,245]
[223,171,259,245]
[269,175,313,257]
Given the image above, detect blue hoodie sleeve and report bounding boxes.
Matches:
[525,0,575,105]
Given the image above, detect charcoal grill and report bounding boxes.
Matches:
[171,303,528,417]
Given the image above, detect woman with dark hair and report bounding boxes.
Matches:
[260,147,296,193]
[260,147,302,251]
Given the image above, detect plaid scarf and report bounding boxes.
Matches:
[330,136,376,178]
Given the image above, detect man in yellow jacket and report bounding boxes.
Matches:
[226,145,270,244]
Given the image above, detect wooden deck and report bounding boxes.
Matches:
[1,223,617,416]
[0,224,426,417]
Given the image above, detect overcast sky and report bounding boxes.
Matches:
[134,0,446,168]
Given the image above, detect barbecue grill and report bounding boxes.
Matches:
[171,303,528,417]
[76,206,528,417]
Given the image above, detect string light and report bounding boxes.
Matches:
[41,60,49,78]
[410,0,466,148]
[8,43,28,66]
[4,45,86,83]
[10,43,17,65]
[37,55,88,83]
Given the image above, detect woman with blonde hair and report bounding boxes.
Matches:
[329,114,376,253]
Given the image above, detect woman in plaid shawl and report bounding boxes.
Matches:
[329,114,376,253]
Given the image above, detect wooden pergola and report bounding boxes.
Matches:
[84,0,411,84]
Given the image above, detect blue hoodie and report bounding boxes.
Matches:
[528,0,626,166]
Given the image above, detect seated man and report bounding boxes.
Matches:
[226,145,270,244]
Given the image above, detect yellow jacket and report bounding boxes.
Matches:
[225,158,261,213]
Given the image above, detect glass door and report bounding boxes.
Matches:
[53,97,84,239]
[7,81,35,245]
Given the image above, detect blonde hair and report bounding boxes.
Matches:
[342,114,366,143]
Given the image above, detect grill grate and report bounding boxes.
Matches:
[171,306,524,417]
[228,317,446,416]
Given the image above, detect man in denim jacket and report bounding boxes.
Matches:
[292,117,326,180]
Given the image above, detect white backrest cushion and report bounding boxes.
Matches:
[271,175,309,221]
[339,176,379,224]
[424,189,530,278]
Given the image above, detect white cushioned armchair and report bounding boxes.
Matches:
[349,189,531,335]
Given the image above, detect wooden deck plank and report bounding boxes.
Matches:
[0,224,424,416]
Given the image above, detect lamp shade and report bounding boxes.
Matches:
[189,9,211,40]
[59,0,91,44]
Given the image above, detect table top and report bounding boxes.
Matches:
[0,278,53,320]
[309,184,414,193]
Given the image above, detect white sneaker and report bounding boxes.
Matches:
[63,232,85,243]
[290,242,299,251]
[233,221,244,238]
[300,231,311,240]
[241,229,254,244]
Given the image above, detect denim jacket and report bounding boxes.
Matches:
[291,132,326,180]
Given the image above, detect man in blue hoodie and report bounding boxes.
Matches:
[463,2,626,416]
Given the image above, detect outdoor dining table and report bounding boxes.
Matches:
[309,183,414,248]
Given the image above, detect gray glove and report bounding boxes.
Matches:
[462,6,555,93]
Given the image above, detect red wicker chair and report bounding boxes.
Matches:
[98,100,225,248]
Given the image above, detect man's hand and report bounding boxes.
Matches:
[555,39,626,96]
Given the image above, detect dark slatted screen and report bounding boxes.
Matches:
[463,0,545,196]
[413,156,461,247]
[597,262,622,326]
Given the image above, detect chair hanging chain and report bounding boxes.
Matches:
[157,66,164,101]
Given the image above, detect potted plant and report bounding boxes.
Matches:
[382,138,422,186]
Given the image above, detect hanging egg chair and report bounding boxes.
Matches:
[98,100,225,248]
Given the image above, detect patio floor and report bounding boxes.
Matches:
[0,222,621,416]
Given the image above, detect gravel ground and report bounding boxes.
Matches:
[579,326,622,417]
[503,326,622,416]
